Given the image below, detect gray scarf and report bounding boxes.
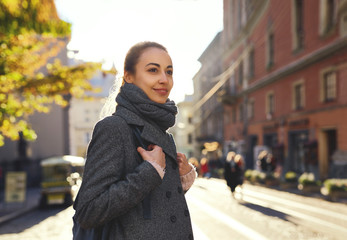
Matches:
[116,83,177,131]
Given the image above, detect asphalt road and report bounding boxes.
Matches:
[0,177,346,240]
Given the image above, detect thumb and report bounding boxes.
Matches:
[137,147,145,154]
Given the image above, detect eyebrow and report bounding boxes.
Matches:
[145,63,173,68]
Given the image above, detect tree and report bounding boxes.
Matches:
[0,0,104,146]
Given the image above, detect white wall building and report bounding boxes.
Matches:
[69,70,115,157]
[170,95,194,159]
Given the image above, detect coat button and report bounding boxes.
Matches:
[166,191,172,198]
[177,186,183,194]
[188,234,193,240]
[184,209,189,216]
[170,215,177,223]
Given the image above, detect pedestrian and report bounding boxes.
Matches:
[224,152,244,198]
[72,41,197,240]
[200,157,210,178]
[257,150,276,174]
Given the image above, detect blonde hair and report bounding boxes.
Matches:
[99,75,122,120]
[200,157,208,165]
[226,151,236,162]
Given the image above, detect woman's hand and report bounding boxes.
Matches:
[137,145,166,169]
[177,153,192,176]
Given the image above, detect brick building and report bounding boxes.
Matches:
[193,32,224,162]
[194,0,347,180]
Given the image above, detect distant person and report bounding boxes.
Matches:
[257,150,276,173]
[73,41,197,240]
[200,157,210,178]
[224,152,244,197]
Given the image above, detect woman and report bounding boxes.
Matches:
[73,41,196,240]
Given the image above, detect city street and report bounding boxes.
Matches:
[0,178,346,240]
[187,178,347,240]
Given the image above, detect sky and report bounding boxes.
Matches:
[54,0,223,103]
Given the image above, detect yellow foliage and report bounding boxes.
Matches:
[0,0,106,146]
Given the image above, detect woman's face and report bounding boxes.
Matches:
[125,47,173,104]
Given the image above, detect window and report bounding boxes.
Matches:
[293,0,304,50]
[341,12,347,36]
[292,80,305,110]
[229,73,236,94]
[237,0,242,31]
[85,109,90,122]
[266,92,275,118]
[247,99,254,120]
[188,134,193,144]
[238,61,244,86]
[320,0,336,36]
[326,0,335,30]
[249,49,255,79]
[322,71,336,102]
[320,0,336,35]
[294,84,303,109]
[267,31,274,68]
[245,0,256,18]
[239,104,244,122]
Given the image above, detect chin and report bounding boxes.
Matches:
[152,98,167,104]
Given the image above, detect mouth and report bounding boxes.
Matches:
[153,88,168,95]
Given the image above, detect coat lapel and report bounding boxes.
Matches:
[140,124,177,163]
[115,107,178,164]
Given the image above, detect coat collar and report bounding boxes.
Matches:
[114,107,177,163]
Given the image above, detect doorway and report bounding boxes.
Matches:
[319,129,337,179]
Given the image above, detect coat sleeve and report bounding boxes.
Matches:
[74,117,162,229]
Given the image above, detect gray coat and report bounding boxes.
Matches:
[73,107,194,240]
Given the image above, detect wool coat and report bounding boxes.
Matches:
[73,106,194,240]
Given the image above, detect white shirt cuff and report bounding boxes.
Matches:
[180,163,197,191]
[148,161,165,179]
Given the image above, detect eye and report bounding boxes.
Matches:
[167,69,173,75]
[148,68,158,73]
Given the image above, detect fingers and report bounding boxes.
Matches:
[176,153,187,163]
[176,153,193,176]
[137,145,160,153]
[137,145,166,169]
[137,146,145,154]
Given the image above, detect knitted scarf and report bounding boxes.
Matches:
[116,83,177,131]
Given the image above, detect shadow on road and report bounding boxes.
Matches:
[0,205,69,234]
[239,201,290,222]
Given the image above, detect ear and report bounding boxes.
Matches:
[123,71,133,83]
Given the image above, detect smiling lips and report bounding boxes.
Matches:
[154,88,168,95]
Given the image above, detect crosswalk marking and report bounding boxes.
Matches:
[186,195,268,240]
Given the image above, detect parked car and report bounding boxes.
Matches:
[39,155,85,207]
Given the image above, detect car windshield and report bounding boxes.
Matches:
[42,165,69,182]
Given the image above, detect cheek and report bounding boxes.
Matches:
[169,79,174,91]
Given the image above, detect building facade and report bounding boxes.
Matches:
[192,32,224,161]
[170,95,195,159]
[69,70,115,157]
[194,0,347,180]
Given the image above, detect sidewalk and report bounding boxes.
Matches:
[0,188,41,225]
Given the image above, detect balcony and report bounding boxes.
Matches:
[217,87,238,105]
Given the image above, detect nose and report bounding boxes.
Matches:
[159,71,169,83]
